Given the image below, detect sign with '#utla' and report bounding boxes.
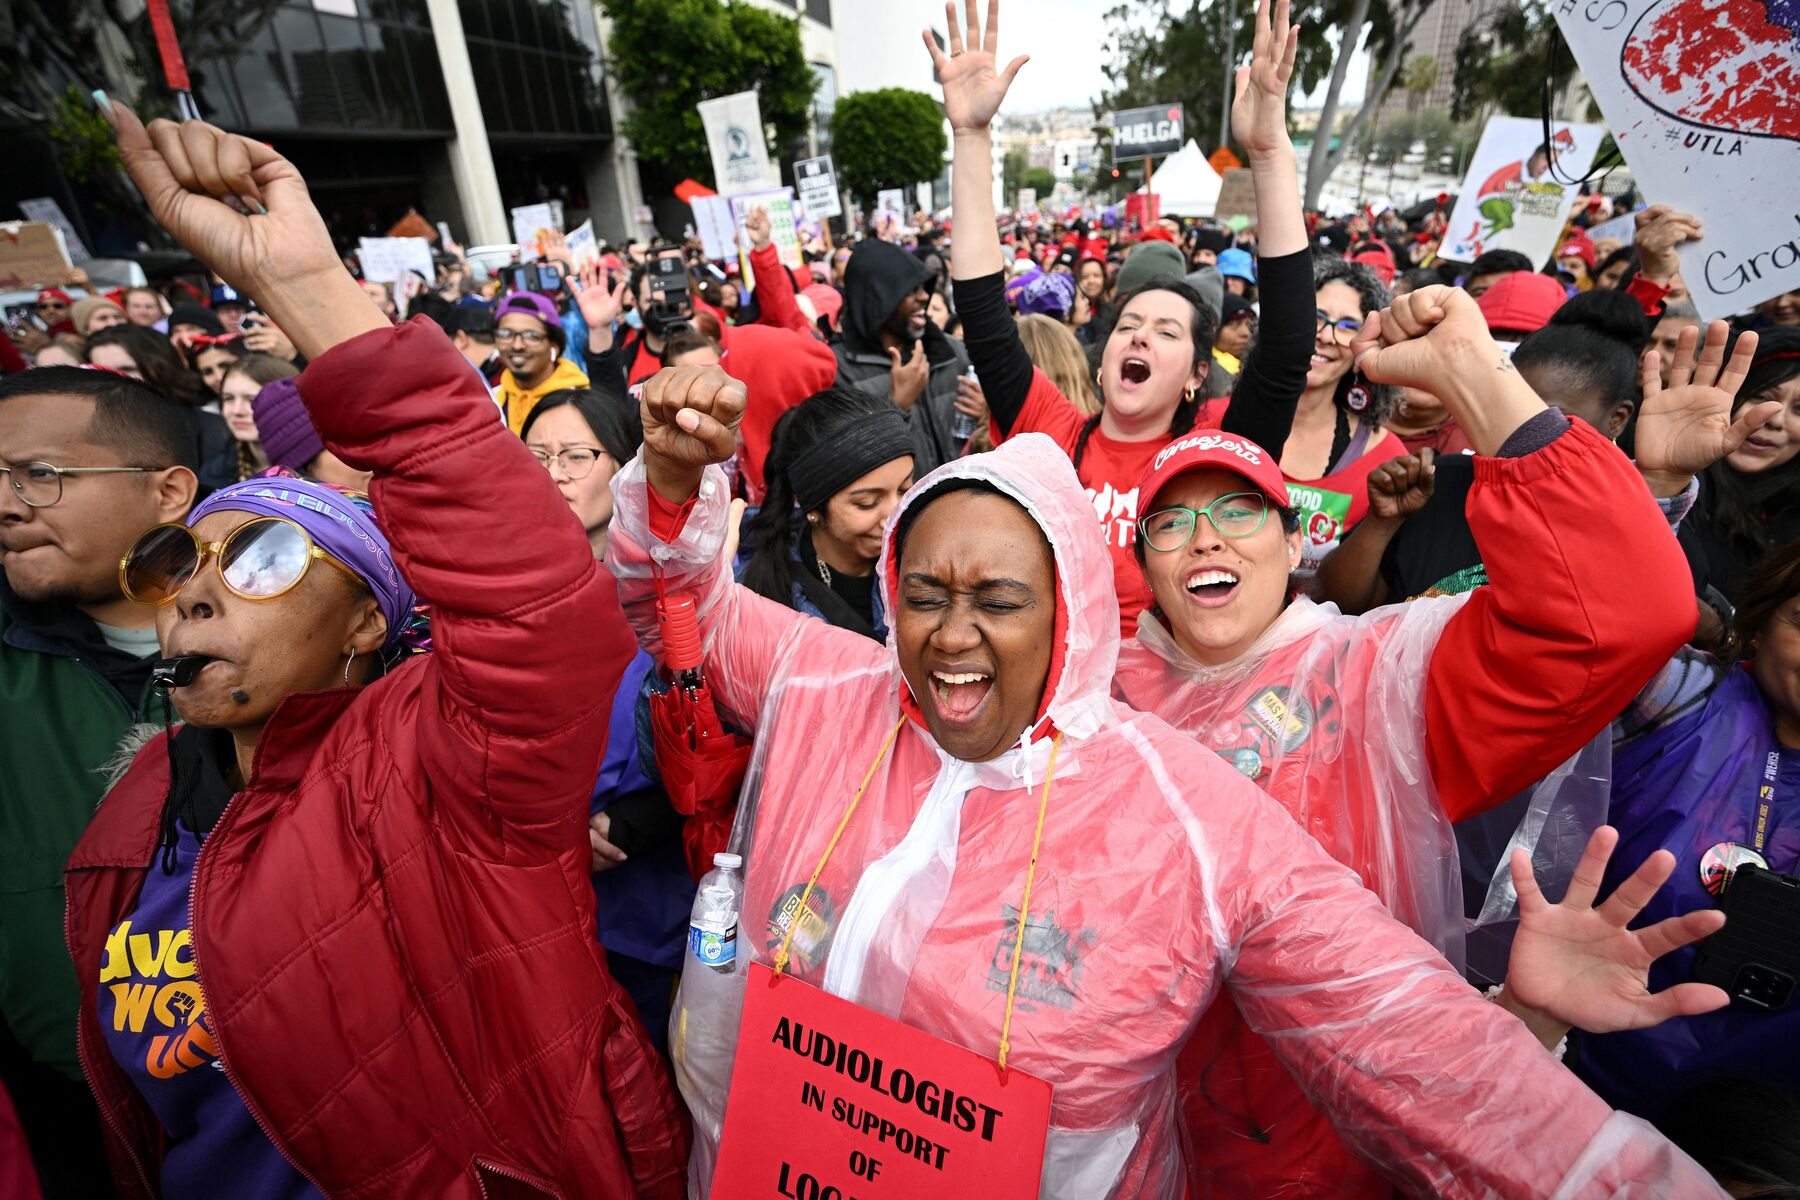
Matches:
[1555,0,1800,322]
[1111,104,1184,164]
[700,90,779,197]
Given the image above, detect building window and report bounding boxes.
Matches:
[806,0,832,26]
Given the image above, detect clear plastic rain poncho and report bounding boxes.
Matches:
[608,432,1725,1200]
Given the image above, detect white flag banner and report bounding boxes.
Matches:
[698,91,778,196]
[1554,0,1800,322]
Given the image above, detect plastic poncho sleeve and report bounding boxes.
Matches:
[606,453,890,733]
[299,317,632,863]
[1424,420,1695,820]
[1212,783,1728,1198]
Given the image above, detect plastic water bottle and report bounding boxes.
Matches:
[672,852,748,1193]
[952,366,980,443]
[688,852,742,973]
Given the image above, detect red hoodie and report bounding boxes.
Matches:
[625,244,836,503]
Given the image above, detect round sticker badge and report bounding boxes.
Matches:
[1699,841,1768,897]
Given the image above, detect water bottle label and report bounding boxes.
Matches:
[690,921,738,967]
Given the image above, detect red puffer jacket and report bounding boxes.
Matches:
[64,319,686,1199]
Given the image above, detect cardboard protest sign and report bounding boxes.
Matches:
[714,964,1052,1200]
[1441,116,1606,267]
[795,155,842,220]
[699,90,779,196]
[1111,104,1184,164]
[1555,0,1800,321]
[356,237,435,284]
[1211,168,1256,224]
[17,198,89,263]
[0,221,73,290]
[385,208,436,241]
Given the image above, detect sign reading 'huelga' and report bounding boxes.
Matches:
[1111,104,1184,164]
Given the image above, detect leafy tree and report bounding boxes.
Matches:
[1002,147,1030,197]
[1400,52,1438,111]
[1450,2,1579,123]
[830,87,948,204]
[601,0,817,187]
[1019,166,1058,199]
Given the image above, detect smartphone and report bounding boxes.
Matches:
[1693,864,1800,1010]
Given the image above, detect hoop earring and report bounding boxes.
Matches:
[1184,386,1197,403]
[343,648,357,688]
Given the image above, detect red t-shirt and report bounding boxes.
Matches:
[1004,369,1164,639]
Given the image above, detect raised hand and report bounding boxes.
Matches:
[641,365,746,503]
[1633,205,1703,287]
[744,206,773,253]
[540,227,574,271]
[104,104,340,298]
[1350,284,1497,393]
[1635,321,1775,486]
[923,0,1030,133]
[1231,0,1299,161]
[574,259,629,333]
[1503,825,1729,1035]
[1366,449,1436,521]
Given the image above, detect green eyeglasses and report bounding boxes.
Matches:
[1137,492,1271,552]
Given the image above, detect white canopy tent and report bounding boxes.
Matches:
[1133,138,1223,216]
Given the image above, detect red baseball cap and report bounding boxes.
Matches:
[1137,429,1288,515]
[1557,232,1597,270]
[1476,272,1567,335]
[36,288,73,305]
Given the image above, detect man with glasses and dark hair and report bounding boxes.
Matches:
[0,365,199,1194]
[493,291,588,434]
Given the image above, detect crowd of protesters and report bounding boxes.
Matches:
[1,0,1797,1196]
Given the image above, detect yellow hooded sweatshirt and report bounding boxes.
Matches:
[497,356,590,435]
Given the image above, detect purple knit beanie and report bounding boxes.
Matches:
[252,376,325,471]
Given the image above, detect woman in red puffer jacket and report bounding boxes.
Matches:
[64,105,684,1199]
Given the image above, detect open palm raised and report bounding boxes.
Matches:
[1636,321,1779,479]
[923,0,1030,133]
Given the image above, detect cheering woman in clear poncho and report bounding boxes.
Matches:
[609,197,1729,1200]
[939,0,1759,1193]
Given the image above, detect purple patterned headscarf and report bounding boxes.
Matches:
[189,475,417,652]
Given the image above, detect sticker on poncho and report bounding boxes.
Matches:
[768,883,837,973]
[1244,686,1313,753]
[714,963,1052,1199]
[1224,746,1264,779]
[1700,842,1768,897]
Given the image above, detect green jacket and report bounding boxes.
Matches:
[0,590,155,1080]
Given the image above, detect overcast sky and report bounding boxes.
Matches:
[983,0,1371,117]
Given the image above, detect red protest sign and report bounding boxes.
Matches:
[714,962,1052,1199]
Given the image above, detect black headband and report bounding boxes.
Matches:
[789,408,914,512]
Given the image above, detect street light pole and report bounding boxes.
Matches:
[1218,0,1235,152]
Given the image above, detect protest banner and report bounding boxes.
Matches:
[730,188,803,272]
[1111,104,1184,164]
[1440,116,1605,267]
[564,219,599,272]
[1555,0,1800,321]
[692,195,739,262]
[1211,168,1256,224]
[0,221,73,289]
[699,91,779,196]
[356,237,435,284]
[17,198,90,263]
[714,964,1052,1200]
[1585,210,1638,247]
[509,202,562,257]
[795,155,843,220]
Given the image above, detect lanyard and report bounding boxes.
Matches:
[1753,749,1779,853]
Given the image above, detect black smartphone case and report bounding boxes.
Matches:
[1693,864,1800,1010]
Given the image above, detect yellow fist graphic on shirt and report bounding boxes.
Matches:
[102,919,220,1079]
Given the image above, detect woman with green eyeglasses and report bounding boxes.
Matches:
[1113,283,1712,1198]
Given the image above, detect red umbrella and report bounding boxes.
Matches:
[648,593,752,881]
